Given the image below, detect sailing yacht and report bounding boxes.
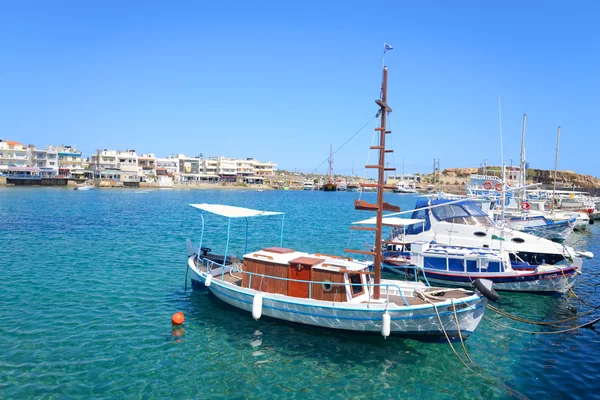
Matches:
[184,65,492,339]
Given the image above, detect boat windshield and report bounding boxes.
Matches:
[431,202,494,227]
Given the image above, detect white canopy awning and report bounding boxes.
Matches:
[190,203,283,218]
[352,217,424,226]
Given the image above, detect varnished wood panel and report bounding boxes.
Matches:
[242,259,288,295]
[310,269,346,301]
[288,263,311,298]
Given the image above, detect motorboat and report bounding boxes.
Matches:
[384,198,593,266]
[384,240,580,294]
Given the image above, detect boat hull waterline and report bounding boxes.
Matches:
[384,261,579,293]
[188,257,487,338]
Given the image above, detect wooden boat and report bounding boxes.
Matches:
[184,65,493,339]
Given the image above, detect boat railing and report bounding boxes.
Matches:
[197,257,412,306]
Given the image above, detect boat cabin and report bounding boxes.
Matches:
[410,241,508,274]
[241,247,372,303]
[407,199,495,235]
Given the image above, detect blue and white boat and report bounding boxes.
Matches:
[384,198,592,267]
[507,214,574,242]
[383,241,580,294]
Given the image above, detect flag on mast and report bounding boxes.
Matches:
[384,43,393,51]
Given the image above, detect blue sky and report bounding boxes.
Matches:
[1,1,598,177]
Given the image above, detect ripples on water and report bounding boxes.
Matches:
[1,187,599,399]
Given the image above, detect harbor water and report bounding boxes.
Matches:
[1,187,599,399]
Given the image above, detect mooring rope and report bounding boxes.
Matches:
[484,314,600,334]
[424,297,527,399]
[486,303,600,326]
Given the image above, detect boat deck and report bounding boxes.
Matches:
[212,271,474,307]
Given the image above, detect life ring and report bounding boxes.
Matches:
[521,201,531,211]
[483,181,493,190]
[473,278,499,302]
[495,183,503,192]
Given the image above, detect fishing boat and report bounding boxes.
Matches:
[184,65,493,339]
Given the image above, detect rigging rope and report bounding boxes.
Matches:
[270,114,378,207]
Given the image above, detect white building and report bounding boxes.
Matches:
[156,157,178,177]
[216,157,237,182]
[30,145,58,177]
[138,153,157,181]
[117,150,139,173]
[254,160,277,176]
[56,145,84,178]
[0,140,30,172]
[90,149,119,171]
[236,158,256,179]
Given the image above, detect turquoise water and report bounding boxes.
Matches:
[1,187,599,399]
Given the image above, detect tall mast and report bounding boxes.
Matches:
[373,66,390,299]
[329,144,333,183]
[519,114,527,205]
[346,66,396,299]
[552,126,561,211]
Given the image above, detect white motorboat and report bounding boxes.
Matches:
[385,198,593,266]
[74,184,94,191]
[384,240,580,294]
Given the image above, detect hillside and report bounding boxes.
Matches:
[440,167,600,188]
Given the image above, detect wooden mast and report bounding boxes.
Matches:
[329,144,333,184]
[345,65,395,299]
[373,66,389,299]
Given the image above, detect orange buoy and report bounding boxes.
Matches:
[172,311,185,325]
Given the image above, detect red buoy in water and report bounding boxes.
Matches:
[172,311,185,325]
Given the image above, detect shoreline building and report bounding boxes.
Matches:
[57,145,84,179]
[90,149,140,183]
[30,145,59,177]
[0,140,30,176]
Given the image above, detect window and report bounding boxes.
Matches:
[349,274,363,296]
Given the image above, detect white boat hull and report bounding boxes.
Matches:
[188,257,486,338]
[384,264,578,293]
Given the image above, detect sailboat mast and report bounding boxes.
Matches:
[373,66,389,300]
[519,114,527,205]
[552,126,561,210]
[329,144,333,183]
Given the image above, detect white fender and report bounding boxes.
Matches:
[575,251,594,259]
[381,312,391,338]
[205,274,212,287]
[252,294,263,320]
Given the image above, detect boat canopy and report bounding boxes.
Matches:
[353,217,424,226]
[414,199,494,227]
[189,204,284,218]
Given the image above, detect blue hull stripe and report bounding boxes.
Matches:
[384,266,576,284]
[208,281,484,322]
